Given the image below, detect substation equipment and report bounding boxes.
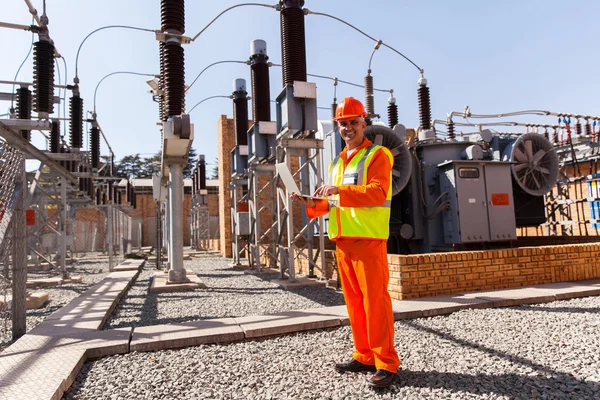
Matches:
[212,0,600,285]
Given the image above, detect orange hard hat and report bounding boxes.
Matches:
[335,97,368,121]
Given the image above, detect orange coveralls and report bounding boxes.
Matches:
[308,138,400,373]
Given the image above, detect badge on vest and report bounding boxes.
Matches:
[343,173,358,185]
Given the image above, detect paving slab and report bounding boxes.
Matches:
[243,267,280,275]
[131,318,244,352]
[397,295,491,317]
[458,287,557,307]
[235,310,341,339]
[532,279,600,300]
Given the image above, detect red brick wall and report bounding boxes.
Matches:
[388,243,600,299]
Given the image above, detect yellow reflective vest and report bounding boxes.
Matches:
[328,144,393,240]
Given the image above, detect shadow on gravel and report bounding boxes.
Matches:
[396,369,599,399]
[398,320,599,398]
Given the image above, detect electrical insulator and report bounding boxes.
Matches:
[417,76,432,130]
[232,79,249,146]
[70,95,83,148]
[33,40,55,115]
[584,121,592,137]
[364,72,374,118]
[575,121,582,137]
[158,42,167,122]
[446,118,455,140]
[96,187,102,206]
[108,181,114,201]
[90,126,100,169]
[387,96,398,128]
[16,86,32,141]
[279,0,307,85]
[50,120,60,153]
[199,155,206,190]
[163,41,185,117]
[160,0,185,34]
[250,40,271,123]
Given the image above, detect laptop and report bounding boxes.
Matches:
[275,163,324,200]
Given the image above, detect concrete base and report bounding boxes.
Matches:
[26,292,49,309]
[26,277,63,288]
[63,275,83,284]
[150,269,207,293]
[27,262,52,271]
[271,276,328,290]
[114,265,141,272]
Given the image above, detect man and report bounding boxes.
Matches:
[293,96,400,388]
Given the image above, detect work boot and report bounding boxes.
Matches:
[367,369,396,388]
[334,359,376,373]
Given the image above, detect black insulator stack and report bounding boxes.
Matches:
[279,0,307,85]
[160,0,185,118]
[117,190,122,205]
[192,174,196,196]
[90,126,100,169]
[575,121,582,136]
[584,122,592,137]
[199,156,206,190]
[50,120,60,153]
[59,144,66,169]
[161,0,185,33]
[102,191,107,205]
[16,87,32,141]
[446,119,455,140]
[158,42,167,121]
[108,181,114,201]
[387,100,398,128]
[233,91,249,146]
[552,130,558,145]
[33,40,55,114]
[251,55,271,123]
[418,83,432,130]
[163,42,185,117]
[88,176,94,199]
[364,74,374,117]
[127,180,132,204]
[78,165,85,192]
[96,187,102,205]
[70,95,83,148]
[132,192,137,209]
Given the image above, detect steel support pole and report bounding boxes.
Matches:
[60,177,67,278]
[168,164,186,282]
[11,161,27,339]
[107,203,114,271]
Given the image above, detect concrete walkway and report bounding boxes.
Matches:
[1,259,599,400]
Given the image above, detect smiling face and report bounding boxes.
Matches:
[338,117,366,150]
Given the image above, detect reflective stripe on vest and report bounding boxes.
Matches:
[328,145,393,240]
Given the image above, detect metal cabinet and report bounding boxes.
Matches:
[440,161,516,245]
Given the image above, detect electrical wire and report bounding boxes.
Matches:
[75,25,155,82]
[188,95,232,114]
[186,60,248,94]
[270,63,391,93]
[93,71,156,113]
[60,56,68,137]
[305,10,422,73]
[10,16,35,110]
[191,3,278,42]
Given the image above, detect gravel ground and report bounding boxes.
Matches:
[63,255,600,400]
[0,255,112,351]
[105,256,346,328]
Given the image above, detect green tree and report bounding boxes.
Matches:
[138,152,161,178]
[116,154,144,178]
[210,157,219,179]
[183,148,197,179]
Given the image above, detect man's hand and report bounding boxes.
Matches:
[313,185,339,197]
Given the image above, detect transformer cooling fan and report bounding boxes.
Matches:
[364,125,412,195]
[502,133,559,196]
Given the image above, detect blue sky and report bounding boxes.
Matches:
[2,0,599,170]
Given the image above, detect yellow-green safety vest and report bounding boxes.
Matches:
[328,144,393,240]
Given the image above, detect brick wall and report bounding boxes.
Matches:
[218,115,235,257]
[388,242,600,300]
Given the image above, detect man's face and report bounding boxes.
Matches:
[338,117,366,150]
